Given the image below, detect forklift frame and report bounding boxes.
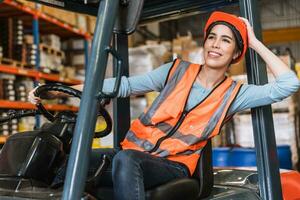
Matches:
[24,0,283,199]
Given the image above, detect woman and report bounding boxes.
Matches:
[28,11,300,200]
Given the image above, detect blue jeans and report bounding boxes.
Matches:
[55,149,190,200]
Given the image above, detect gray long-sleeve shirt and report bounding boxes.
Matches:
[103,62,300,115]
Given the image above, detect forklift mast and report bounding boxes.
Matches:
[27,0,283,199]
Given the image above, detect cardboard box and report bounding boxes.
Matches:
[172,32,197,56]
[71,53,85,66]
[16,0,40,9]
[63,39,85,50]
[87,16,97,33]
[76,14,88,32]
[234,112,295,147]
[129,44,168,76]
[41,6,77,27]
[41,34,61,51]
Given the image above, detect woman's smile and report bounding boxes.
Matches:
[207,51,222,58]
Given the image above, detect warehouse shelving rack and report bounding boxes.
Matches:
[0,64,82,84]
[0,0,292,200]
[0,0,91,38]
[0,0,90,142]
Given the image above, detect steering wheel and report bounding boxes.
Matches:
[34,83,112,138]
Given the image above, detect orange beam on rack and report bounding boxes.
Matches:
[39,72,82,85]
[0,64,82,85]
[263,27,300,44]
[0,100,36,109]
[44,104,79,112]
[2,0,91,39]
[0,100,79,112]
[3,0,36,15]
[0,65,38,78]
[37,11,91,39]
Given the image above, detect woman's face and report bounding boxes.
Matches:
[203,24,239,69]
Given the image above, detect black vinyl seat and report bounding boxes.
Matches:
[145,139,213,200]
[93,140,213,200]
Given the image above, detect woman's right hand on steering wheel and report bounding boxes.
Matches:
[28,84,60,105]
[28,85,41,105]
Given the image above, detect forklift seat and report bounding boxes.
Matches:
[145,139,213,200]
[93,139,213,200]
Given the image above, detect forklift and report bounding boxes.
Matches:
[0,0,299,199]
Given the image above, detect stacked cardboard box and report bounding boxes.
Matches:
[40,51,64,74]
[39,34,64,73]
[41,34,61,51]
[234,109,295,147]
[87,16,97,33]
[172,32,198,59]
[41,6,77,26]
[16,0,39,9]
[76,14,88,32]
[129,43,168,75]
[63,39,85,68]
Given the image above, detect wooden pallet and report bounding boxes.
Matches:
[39,44,65,58]
[0,57,23,67]
[0,57,34,69]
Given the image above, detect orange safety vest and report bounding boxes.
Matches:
[121,59,242,174]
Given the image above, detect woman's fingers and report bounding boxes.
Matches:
[28,96,41,105]
[238,17,258,48]
[28,85,41,104]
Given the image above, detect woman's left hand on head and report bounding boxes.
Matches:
[238,17,259,49]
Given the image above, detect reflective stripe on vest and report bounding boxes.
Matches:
[121,59,242,174]
[139,59,191,126]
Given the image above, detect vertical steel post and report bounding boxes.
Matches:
[239,0,283,199]
[112,33,131,148]
[84,39,89,70]
[33,13,40,127]
[62,1,119,199]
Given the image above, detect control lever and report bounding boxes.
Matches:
[86,155,110,186]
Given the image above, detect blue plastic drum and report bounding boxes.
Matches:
[212,145,292,169]
[277,145,292,169]
[231,148,257,167]
[212,147,231,167]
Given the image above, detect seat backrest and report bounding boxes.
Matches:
[0,130,65,184]
[192,139,213,198]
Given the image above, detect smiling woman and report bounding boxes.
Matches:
[204,25,240,67]
[28,11,300,200]
[197,11,248,89]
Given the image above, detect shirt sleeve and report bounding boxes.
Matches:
[228,71,300,115]
[101,62,173,97]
